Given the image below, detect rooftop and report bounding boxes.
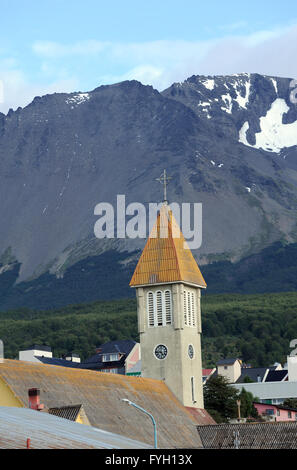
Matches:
[0,406,150,449]
[129,204,206,288]
[0,359,210,448]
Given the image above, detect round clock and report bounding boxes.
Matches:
[154,344,168,360]
[188,344,194,359]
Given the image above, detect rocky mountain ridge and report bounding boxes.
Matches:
[0,73,297,308]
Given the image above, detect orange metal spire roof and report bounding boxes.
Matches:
[129,204,206,288]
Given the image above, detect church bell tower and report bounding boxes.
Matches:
[129,175,207,408]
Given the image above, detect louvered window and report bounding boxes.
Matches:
[156,291,163,326]
[147,290,172,327]
[183,290,197,328]
[191,292,196,326]
[184,291,187,325]
[187,292,192,326]
[165,290,172,325]
[147,292,154,327]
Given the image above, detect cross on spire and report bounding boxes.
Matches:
[156,169,172,204]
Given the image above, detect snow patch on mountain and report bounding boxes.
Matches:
[239,98,297,153]
[270,78,278,94]
[221,94,233,114]
[202,79,215,90]
[65,93,90,106]
[234,79,251,109]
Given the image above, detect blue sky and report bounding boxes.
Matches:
[1,0,297,112]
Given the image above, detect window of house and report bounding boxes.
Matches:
[147,290,172,328]
[103,368,118,374]
[288,411,292,418]
[224,366,228,370]
[277,409,280,416]
[102,353,118,362]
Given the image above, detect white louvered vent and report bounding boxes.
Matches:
[148,291,154,327]
[165,290,172,325]
[156,291,163,326]
[191,292,196,326]
[184,291,187,325]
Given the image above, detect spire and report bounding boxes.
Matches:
[130,204,206,288]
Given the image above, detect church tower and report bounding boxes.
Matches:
[130,197,207,409]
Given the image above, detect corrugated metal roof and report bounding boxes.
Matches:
[0,406,151,449]
[129,204,206,288]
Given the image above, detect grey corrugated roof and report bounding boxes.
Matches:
[0,406,151,449]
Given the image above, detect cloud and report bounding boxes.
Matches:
[0,62,78,113]
[196,25,297,79]
[32,40,110,58]
[95,24,297,91]
[2,23,297,113]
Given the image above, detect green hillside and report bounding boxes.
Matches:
[1,291,297,368]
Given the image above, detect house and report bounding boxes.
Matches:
[237,367,270,383]
[253,402,297,422]
[216,358,242,383]
[229,356,297,404]
[80,340,141,375]
[0,358,215,448]
[19,344,54,363]
[19,341,141,375]
[19,344,81,368]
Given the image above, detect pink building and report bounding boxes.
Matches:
[253,402,297,422]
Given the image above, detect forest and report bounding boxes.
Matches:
[0,291,296,368]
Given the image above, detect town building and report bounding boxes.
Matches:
[130,202,207,409]
[80,340,141,375]
[19,340,141,375]
[253,402,297,422]
[212,356,297,405]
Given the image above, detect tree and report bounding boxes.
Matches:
[282,398,297,409]
[238,388,259,418]
[243,375,253,383]
[203,375,239,423]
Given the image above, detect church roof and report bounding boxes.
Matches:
[130,204,206,288]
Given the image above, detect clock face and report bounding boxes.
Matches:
[154,344,168,360]
[188,344,194,359]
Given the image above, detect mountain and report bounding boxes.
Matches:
[0,73,297,309]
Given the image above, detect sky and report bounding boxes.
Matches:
[1,0,297,112]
